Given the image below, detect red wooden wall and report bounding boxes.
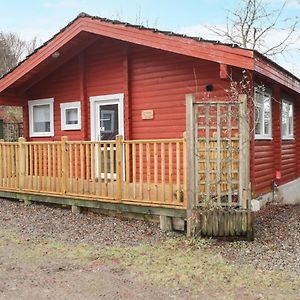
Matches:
[129,46,229,139]
[25,37,231,142]
[251,80,300,197]
[22,36,300,197]
[26,56,82,141]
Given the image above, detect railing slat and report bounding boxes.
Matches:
[132,143,136,200]
[69,144,73,193]
[75,144,78,194]
[139,143,143,200]
[52,144,57,191]
[38,144,42,192]
[80,143,84,194]
[176,141,180,203]
[57,144,61,193]
[104,144,108,197]
[34,144,37,190]
[154,143,158,201]
[125,142,130,199]
[161,143,165,202]
[97,143,102,196]
[43,144,47,191]
[86,143,90,193]
[146,143,151,201]
[168,142,173,202]
[91,143,96,195]
[110,142,114,197]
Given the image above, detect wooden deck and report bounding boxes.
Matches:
[0,175,184,208]
[0,136,187,212]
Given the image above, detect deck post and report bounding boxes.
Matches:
[116,135,123,201]
[61,136,68,195]
[159,215,173,232]
[71,205,82,214]
[183,132,187,208]
[18,137,26,191]
[185,94,196,237]
[238,94,250,209]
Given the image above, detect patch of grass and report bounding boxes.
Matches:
[186,236,213,248]
[0,228,97,262]
[98,239,300,299]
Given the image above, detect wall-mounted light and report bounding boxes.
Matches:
[206,84,213,92]
[52,51,60,59]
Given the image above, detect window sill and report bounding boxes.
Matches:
[29,132,54,138]
[282,137,295,141]
[254,136,273,141]
[61,126,81,131]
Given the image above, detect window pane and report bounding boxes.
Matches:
[288,104,293,136]
[263,97,271,135]
[282,102,288,136]
[66,108,78,125]
[100,110,115,133]
[33,104,50,132]
[254,90,264,135]
[254,105,262,135]
[282,101,293,137]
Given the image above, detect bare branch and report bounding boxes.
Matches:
[206,0,300,57]
[0,32,37,77]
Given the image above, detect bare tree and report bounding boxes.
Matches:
[0,32,37,77]
[208,0,299,56]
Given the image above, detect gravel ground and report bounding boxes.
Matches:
[212,203,300,274]
[0,198,299,274]
[0,199,167,247]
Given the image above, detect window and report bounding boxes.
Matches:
[28,98,54,137]
[100,110,114,133]
[60,102,81,131]
[254,88,272,139]
[282,99,294,139]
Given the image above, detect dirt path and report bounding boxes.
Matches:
[0,231,173,300]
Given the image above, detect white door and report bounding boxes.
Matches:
[90,94,124,178]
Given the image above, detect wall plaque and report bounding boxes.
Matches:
[141,110,154,120]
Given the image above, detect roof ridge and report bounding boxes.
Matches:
[0,12,299,85]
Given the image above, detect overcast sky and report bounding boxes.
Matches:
[1,0,300,77]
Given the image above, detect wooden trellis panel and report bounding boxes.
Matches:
[186,95,250,210]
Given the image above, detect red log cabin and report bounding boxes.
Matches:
[0,13,300,212]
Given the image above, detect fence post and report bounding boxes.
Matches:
[238,94,250,209]
[61,136,68,195]
[18,137,26,190]
[116,135,123,201]
[185,94,196,237]
[183,132,187,208]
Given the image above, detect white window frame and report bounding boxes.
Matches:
[254,87,272,140]
[60,101,81,131]
[281,99,294,140]
[28,98,54,137]
[90,93,124,142]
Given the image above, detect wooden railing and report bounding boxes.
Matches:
[0,135,187,209]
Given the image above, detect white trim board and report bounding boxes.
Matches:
[60,101,81,131]
[90,93,124,141]
[28,98,54,137]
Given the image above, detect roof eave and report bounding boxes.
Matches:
[253,52,300,93]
